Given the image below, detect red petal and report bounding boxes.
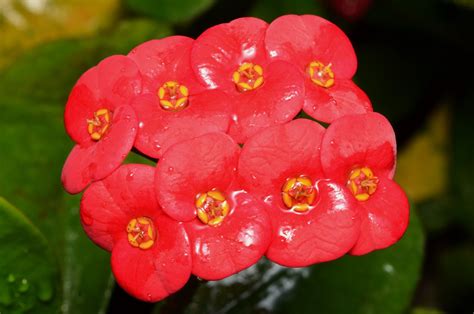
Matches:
[265,180,360,267]
[185,191,271,280]
[111,213,191,302]
[238,119,325,199]
[350,177,409,255]
[80,164,158,251]
[191,17,268,90]
[128,36,204,95]
[265,14,357,79]
[155,133,240,221]
[320,112,397,183]
[303,79,372,123]
[97,55,142,106]
[64,56,141,145]
[61,105,138,194]
[227,61,305,143]
[132,90,231,159]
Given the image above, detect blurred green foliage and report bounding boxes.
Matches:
[0,0,473,313]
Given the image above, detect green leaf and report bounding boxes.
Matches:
[0,18,172,105]
[451,90,474,235]
[181,209,424,314]
[125,0,215,24]
[250,0,326,22]
[0,197,59,313]
[0,19,172,313]
[0,0,120,69]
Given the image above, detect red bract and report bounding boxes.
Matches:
[127,36,230,158]
[320,112,409,255]
[238,119,360,267]
[80,164,192,302]
[155,132,272,280]
[62,55,141,194]
[265,14,372,123]
[191,17,304,143]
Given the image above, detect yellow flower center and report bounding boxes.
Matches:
[195,189,230,227]
[86,108,111,141]
[232,62,264,92]
[126,217,156,250]
[347,167,379,201]
[157,81,189,112]
[307,60,335,88]
[281,176,317,212]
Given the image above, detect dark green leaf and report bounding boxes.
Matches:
[250,0,326,22]
[182,209,424,314]
[125,0,215,24]
[0,19,172,313]
[0,197,59,313]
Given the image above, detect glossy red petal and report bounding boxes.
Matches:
[80,164,158,251]
[185,191,271,280]
[61,105,138,194]
[155,133,240,221]
[132,90,231,158]
[350,177,409,255]
[97,55,142,106]
[303,79,372,123]
[265,180,360,267]
[227,61,305,143]
[128,36,204,95]
[64,67,100,144]
[238,119,325,199]
[111,213,191,302]
[64,56,141,145]
[191,17,268,90]
[265,14,357,79]
[321,112,397,183]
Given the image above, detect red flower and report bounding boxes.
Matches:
[265,14,372,123]
[191,17,304,143]
[62,55,141,194]
[127,36,230,158]
[155,132,272,280]
[80,164,192,302]
[320,112,409,255]
[238,119,360,267]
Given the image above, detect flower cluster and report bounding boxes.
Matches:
[62,15,409,302]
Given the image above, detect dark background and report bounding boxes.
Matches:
[0,0,473,313]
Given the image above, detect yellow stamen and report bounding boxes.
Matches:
[86,108,112,141]
[195,189,230,227]
[307,60,335,88]
[157,81,189,112]
[346,166,379,202]
[281,175,316,212]
[126,217,156,250]
[232,62,265,92]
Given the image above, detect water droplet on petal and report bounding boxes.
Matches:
[126,172,135,181]
[168,167,174,173]
[138,122,144,129]
[82,211,93,226]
